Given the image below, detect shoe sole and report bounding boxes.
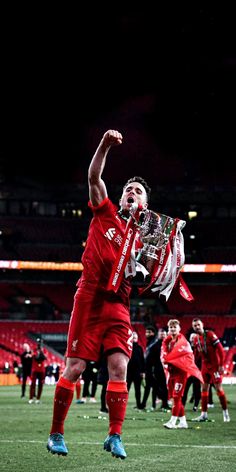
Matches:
[104,444,111,452]
[191,419,207,422]
[104,444,126,459]
[111,452,126,459]
[47,445,68,456]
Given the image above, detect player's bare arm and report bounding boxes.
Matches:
[88,130,123,206]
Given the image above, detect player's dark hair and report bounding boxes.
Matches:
[123,176,151,201]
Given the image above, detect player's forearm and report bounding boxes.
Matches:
[88,137,110,205]
[88,130,122,205]
[88,137,110,184]
[88,130,122,184]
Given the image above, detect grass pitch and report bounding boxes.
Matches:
[0,384,235,472]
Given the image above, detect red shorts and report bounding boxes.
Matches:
[202,365,223,384]
[66,289,133,361]
[168,373,187,399]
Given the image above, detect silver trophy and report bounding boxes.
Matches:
[137,209,175,276]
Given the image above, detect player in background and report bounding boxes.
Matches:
[161,319,203,429]
[192,318,230,422]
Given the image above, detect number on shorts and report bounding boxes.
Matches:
[174,382,183,393]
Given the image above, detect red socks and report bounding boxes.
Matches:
[201,391,208,413]
[50,377,75,435]
[172,397,183,417]
[217,389,227,410]
[50,377,130,437]
[106,381,128,436]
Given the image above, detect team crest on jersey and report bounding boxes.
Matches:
[104,227,116,240]
[72,339,78,351]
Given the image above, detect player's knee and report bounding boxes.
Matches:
[65,358,86,381]
[110,363,126,380]
[108,359,127,380]
[107,352,128,378]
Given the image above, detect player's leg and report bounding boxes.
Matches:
[164,377,188,428]
[29,372,36,403]
[215,382,230,422]
[47,357,86,455]
[35,372,44,403]
[104,351,129,459]
[193,370,210,421]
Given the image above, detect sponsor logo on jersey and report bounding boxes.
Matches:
[104,227,116,240]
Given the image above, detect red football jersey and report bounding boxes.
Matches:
[194,330,224,369]
[77,197,132,305]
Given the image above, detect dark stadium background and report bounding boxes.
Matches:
[1,5,236,185]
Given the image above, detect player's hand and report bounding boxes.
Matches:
[102,129,123,147]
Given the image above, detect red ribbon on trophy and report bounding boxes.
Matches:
[107,203,141,293]
[107,217,136,292]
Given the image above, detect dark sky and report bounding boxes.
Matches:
[1,5,236,186]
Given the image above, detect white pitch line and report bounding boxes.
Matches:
[0,440,235,449]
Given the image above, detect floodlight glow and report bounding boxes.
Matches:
[188,210,198,220]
